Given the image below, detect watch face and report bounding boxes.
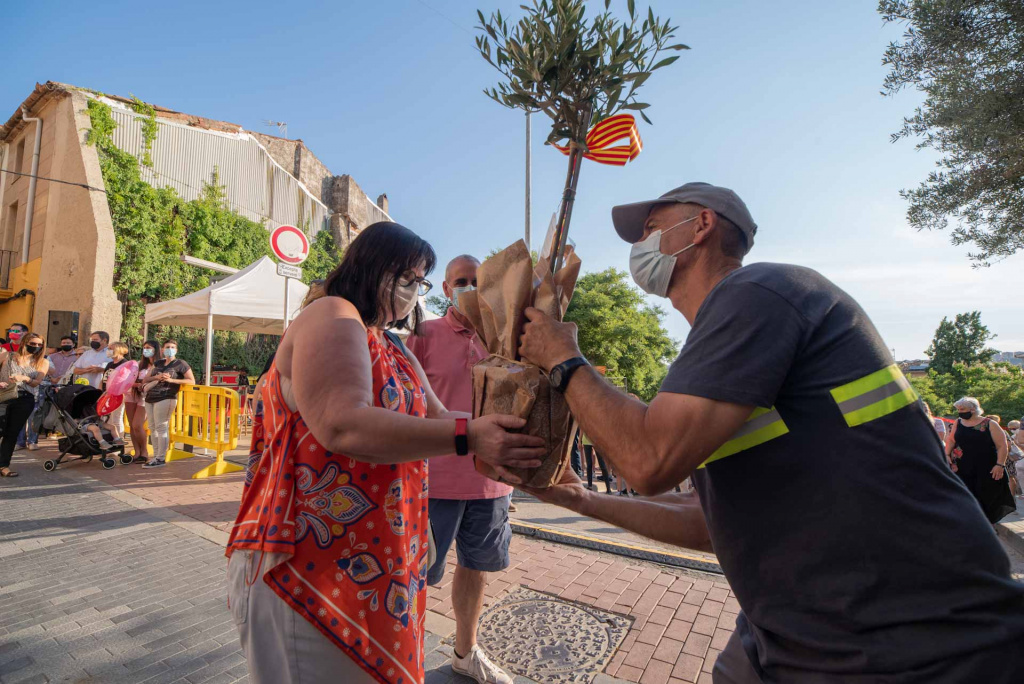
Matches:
[551,367,563,388]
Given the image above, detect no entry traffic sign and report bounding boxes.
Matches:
[270,224,310,265]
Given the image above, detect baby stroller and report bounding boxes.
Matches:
[32,384,132,471]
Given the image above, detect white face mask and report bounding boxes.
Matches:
[389,281,419,323]
[450,285,475,313]
[629,216,699,297]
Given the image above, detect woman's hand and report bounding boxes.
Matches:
[10,374,29,384]
[990,465,1005,480]
[519,467,588,512]
[469,414,546,484]
[0,381,8,389]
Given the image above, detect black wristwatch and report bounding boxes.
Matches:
[549,357,588,393]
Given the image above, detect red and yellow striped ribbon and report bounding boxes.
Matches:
[553,114,643,166]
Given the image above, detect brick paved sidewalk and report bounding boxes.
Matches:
[11,442,739,684]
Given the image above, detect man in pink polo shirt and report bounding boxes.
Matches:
[406,255,514,684]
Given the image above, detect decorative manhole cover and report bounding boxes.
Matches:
[476,586,633,684]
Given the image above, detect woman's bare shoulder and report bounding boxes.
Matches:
[299,296,365,326]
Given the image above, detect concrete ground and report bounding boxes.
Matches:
[3,438,1021,684]
[2,443,736,684]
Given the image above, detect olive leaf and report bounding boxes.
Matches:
[475,0,687,150]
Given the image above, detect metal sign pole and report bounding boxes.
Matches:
[283,276,291,334]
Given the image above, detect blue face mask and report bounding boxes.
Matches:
[628,216,699,297]
[451,285,475,313]
[163,348,177,358]
[142,348,155,358]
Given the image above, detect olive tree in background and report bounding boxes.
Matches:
[879,0,1024,264]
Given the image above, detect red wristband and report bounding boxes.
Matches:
[455,418,469,456]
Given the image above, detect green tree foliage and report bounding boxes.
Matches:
[879,1,1024,264]
[910,363,1024,420]
[563,268,677,401]
[302,229,343,284]
[925,311,997,374]
[425,295,453,317]
[476,0,687,144]
[86,97,302,376]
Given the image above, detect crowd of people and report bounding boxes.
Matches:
[0,327,194,477]
[224,180,1023,684]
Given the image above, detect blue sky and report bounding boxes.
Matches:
[7,0,1023,358]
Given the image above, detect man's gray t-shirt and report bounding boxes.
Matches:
[661,263,1024,682]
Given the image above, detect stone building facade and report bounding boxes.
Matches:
[0,81,391,343]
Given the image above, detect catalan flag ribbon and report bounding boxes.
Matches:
[553,114,643,166]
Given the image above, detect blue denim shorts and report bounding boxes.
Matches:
[426,496,512,586]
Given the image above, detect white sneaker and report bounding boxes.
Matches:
[452,646,513,684]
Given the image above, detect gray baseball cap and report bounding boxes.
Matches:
[611,182,758,253]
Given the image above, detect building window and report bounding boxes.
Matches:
[1,202,16,289]
[14,138,26,178]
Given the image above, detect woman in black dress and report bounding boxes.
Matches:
[945,397,1015,523]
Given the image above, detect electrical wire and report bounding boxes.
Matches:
[0,169,107,193]
[413,0,473,35]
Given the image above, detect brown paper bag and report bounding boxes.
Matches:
[467,240,581,488]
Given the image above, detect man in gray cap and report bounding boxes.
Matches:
[518,183,1024,682]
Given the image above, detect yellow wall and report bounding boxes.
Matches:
[0,257,41,333]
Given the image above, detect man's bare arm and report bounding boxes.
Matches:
[519,308,753,496]
[522,470,713,552]
[562,368,751,494]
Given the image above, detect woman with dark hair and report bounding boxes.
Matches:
[126,339,160,463]
[0,333,51,477]
[226,223,544,684]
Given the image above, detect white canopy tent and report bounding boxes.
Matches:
[144,256,309,383]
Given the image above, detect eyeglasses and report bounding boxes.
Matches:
[398,275,433,296]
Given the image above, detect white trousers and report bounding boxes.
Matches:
[144,398,176,461]
[227,550,378,684]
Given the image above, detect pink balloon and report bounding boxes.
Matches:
[106,360,139,396]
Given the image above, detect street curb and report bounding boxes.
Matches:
[510,521,723,575]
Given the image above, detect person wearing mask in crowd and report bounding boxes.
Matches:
[945,397,1015,523]
[47,335,80,384]
[100,342,131,441]
[518,182,1024,682]
[73,331,111,388]
[1013,418,1024,499]
[406,254,515,684]
[1006,419,1023,498]
[225,223,544,684]
[0,333,51,477]
[141,340,194,469]
[1,323,29,353]
[16,334,82,450]
[126,340,160,464]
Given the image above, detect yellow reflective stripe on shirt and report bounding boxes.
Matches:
[699,406,789,468]
[830,363,918,427]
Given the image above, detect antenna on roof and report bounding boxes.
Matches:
[263,120,288,138]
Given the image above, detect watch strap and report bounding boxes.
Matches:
[455,418,469,456]
[552,356,588,392]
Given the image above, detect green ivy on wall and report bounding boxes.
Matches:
[86,97,342,376]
